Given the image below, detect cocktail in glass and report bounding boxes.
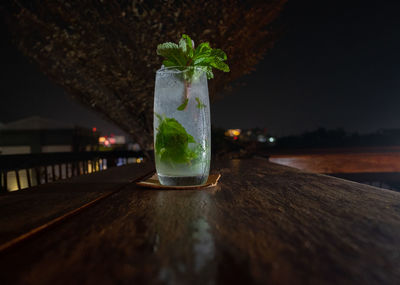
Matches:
[154,66,211,186]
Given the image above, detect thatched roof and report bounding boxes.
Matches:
[0,116,74,130]
[3,0,287,150]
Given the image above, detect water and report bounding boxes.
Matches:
[269,151,400,192]
[154,67,211,185]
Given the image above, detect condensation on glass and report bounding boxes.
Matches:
[154,66,211,186]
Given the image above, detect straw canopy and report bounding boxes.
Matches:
[3,0,287,151]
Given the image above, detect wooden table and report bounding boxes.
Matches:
[0,158,400,284]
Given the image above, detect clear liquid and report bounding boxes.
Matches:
[154,67,211,186]
[158,174,208,186]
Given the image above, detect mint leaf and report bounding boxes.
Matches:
[210,60,230,72]
[180,34,194,58]
[210,49,227,60]
[177,98,189,111]
[157,42,186,67]
[194,42,212,56]
[204,67,214,79]
[155,114,200,164]
[195,97,206,109]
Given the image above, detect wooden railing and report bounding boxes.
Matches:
[0,151,144,192]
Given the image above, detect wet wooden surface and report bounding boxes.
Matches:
[0,163,153,245]
[1,158,400,284]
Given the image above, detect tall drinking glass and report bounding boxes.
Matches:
[154,66,211,186]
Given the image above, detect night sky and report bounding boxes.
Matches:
[213,0,400,135]
[2,0,400,137]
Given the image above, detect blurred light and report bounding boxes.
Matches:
[233,136,238,140]
[131,143,141,151]
[92,127,97,132]
[257,135,267,143]
[99,137,106,143]
[6,171,18,191]
[232,130,240,136]
[104,140,110,146]
[269,137,275,143]
[136,158,141,163]
[109,138,116,144]
[225,129,241,137]
[114,136,126,144]
[116,158,124,167]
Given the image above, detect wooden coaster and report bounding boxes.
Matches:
[136,174,221,190]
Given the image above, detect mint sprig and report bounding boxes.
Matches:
[156,34,229,111]
[157,34,230,80]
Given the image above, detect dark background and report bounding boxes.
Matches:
[2,0,400,137]
[212,0,400,136]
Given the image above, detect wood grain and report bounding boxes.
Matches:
[0,163,153,245]
[1,159,400,284]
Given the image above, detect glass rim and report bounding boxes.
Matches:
[156,66,205,74]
